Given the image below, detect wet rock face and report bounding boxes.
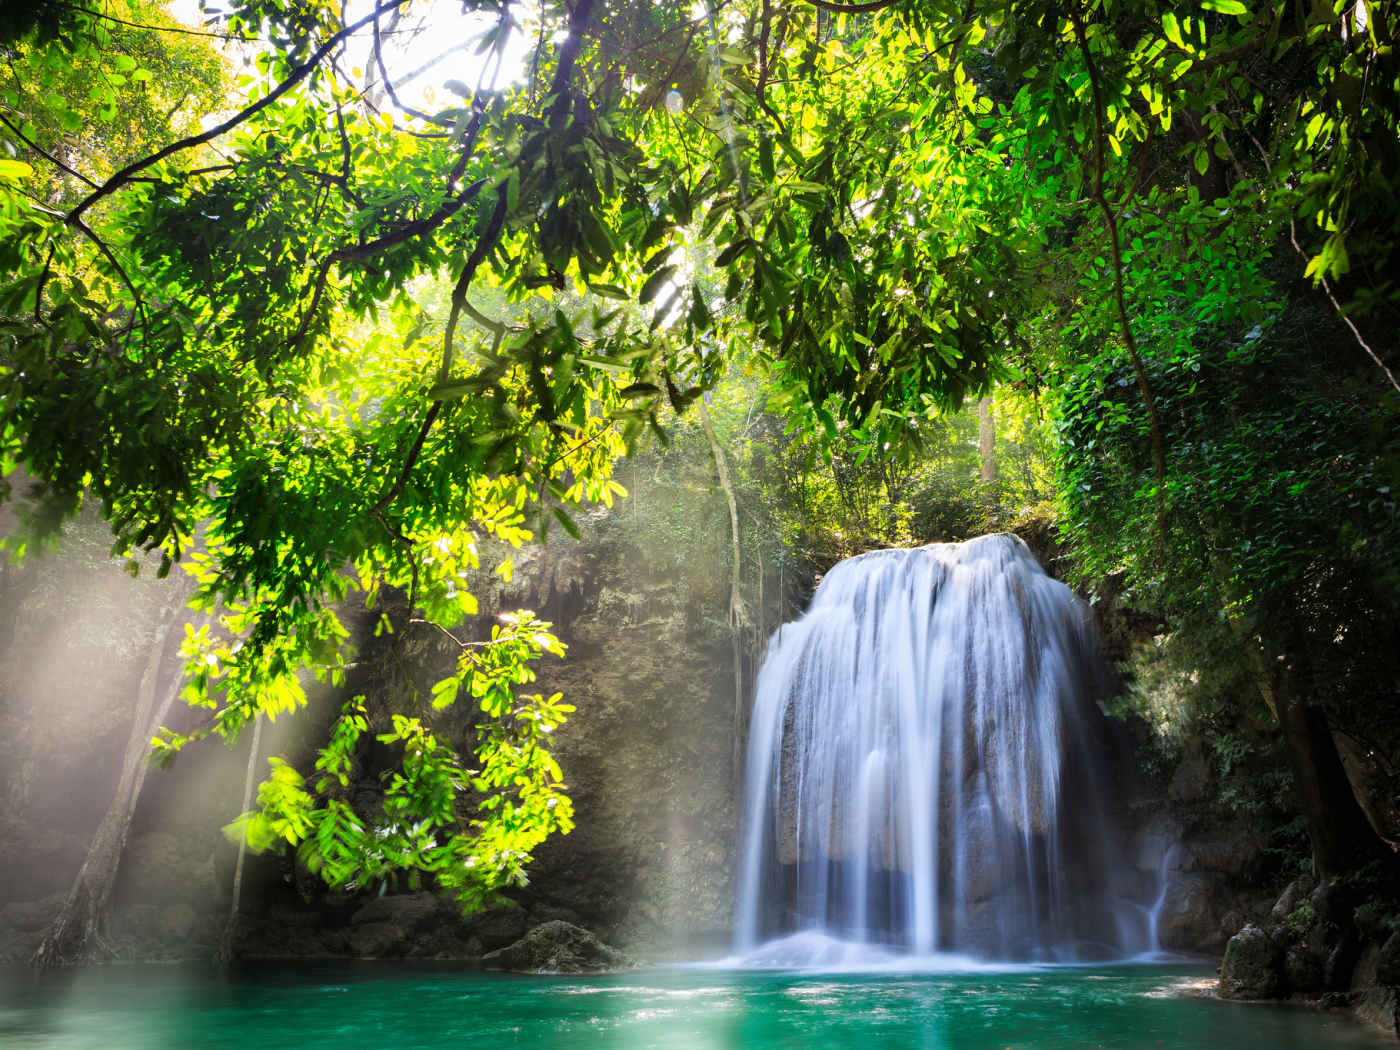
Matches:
[1378,931,1400,987]
[1157,873,1231,953]
[351,894,440,932]
[1218,924,1283,1000]
[483,920,645,974]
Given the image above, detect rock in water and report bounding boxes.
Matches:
[350,922,407,958]
[1218,924,1283,1000]
[483,921,645,974]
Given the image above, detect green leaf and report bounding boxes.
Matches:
[714,238,754,267]
[586,282,629,300]
[551,506,581,539]
[576,353,631,374]
[1199,0,1249,14]
[427,377,491,400]
[0,159,33,179]
[639,265,677,304]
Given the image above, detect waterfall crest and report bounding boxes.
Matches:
[734,534,1154,963]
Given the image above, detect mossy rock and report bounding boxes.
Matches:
[1218,924,1283,1000]
[483,920,646,974]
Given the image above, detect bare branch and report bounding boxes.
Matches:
[0,115,99,187]
[373,14,454,127]
[1291,222,1400,396]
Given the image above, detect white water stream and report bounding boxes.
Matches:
[734,535,1158,964]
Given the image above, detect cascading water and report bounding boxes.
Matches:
[734,534,1156,964]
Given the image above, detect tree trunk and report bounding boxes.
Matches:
[978,396,998,521]
[697,399,748,780]
[756,544,765,663]
[1257,624,1397,988]
[32,603,181,967]
[214,712,263,965]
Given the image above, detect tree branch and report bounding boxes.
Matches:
[67,0,409,224]
[800,0,901,13]
[55,2,252,40]
[1291,221,1400,396]
[0,115,99,187]
[326,177,487,262]
[373,13,454,127]
[1073,16,1169,550]
[442,189,512,379]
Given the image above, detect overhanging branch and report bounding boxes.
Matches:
[67,0,410,224]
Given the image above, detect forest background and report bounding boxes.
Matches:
[0,0,1397,979]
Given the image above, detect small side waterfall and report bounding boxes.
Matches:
[735,534,1154,963]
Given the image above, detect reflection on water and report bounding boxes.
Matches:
[0,960,1391,1050]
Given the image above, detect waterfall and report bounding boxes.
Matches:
[734,534,1154,963]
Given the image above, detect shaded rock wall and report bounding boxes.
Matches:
[0,504,1276,964]
[0,501,755,962]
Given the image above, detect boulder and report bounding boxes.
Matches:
[351,894,439,933]
[528,903,584,928]
[1283,945,1325,993]
[0,893,65,933]
[1268,880,1304,924]
[1354,986,1400,1034]
[1378,931,1400,987]
[1157,873,1230,953]
[349,922,406,958]
[159,903,199,942]
[467,898,528,951]
[1218,924,1283,1000]
[483,921,645,974]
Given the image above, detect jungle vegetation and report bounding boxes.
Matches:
[0,0,1396,969]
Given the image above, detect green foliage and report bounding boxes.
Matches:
[4,0,1399,903]
[1283,901,1318,937]
[0,1,228,207]
[228,611,574,909]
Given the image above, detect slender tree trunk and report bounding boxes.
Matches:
[756,544,765,663]
[33,603,181,967]
[978,396,998,522]
[697,399,748,780]
[214,712,263,965]
[778,560,784,647]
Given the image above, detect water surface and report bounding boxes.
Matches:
[0,960,1388,1049]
